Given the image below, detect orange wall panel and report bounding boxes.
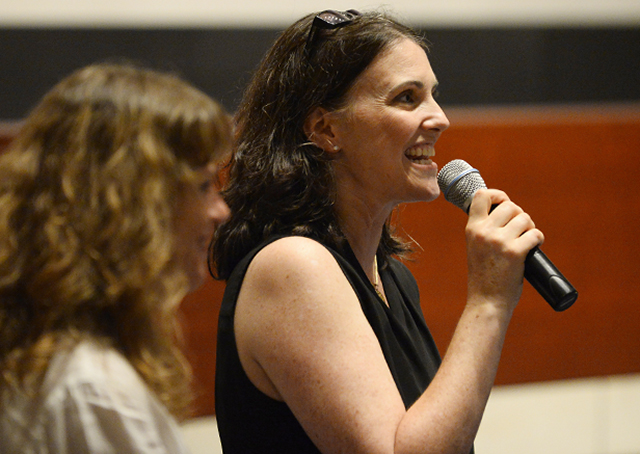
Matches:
[180,278,225,416]
[413,104,640,385]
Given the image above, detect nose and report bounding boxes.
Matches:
[422,99,450,133]
[209,194,230,225]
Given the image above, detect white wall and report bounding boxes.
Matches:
[182,374,640,454]
[476,374,640,454]
[1,0,639,27]
[181,417,222,454]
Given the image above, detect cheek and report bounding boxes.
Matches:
[358,111,413,146]
[176,196,206,228]
[341,119,387,155]
[173,206,202,255]
[174,224,210,292]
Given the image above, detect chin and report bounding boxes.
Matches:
[408,182,440,203]
[425,179,441,198]
[425,188,440,202]
[182,262,208,293]
[188,273,207,293]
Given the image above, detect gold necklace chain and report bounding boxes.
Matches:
[373,255,385,301]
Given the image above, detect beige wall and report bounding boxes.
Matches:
[0,0,639,27]
[182,374,640,454]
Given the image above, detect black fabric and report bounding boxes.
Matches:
[215,236,450,453]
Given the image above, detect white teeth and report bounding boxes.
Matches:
[405,145,435,159]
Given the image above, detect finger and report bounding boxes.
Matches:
[468,188,510,218]
[486,201,524,228]
[499,210,534,237]
[517,228,545,251]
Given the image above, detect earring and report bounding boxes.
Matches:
[327,140,340,152]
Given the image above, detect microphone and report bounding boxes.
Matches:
[437,159,577,312]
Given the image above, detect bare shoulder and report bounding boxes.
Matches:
[242,236,343,300]
[251,235,336,274]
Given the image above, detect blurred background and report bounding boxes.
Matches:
[1,1,638,453]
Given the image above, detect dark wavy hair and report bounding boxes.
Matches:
[210,10,428,280]
[0,63,232,418]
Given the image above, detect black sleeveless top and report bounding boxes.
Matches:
[215,236,445,453]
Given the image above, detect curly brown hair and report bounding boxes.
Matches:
[0,63,232,418]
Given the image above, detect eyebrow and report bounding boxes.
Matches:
[393,79,439,93]
[396,80,424,91]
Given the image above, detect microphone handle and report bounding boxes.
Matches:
[524,246,577,311]
[481,203,578,311]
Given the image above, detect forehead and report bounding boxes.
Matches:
[350,38,435,96]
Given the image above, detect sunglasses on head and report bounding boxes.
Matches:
[305,9,361,56]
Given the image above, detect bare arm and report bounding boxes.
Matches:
[234,189,543,454]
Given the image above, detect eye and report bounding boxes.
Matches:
[432,88,441,100]
[199,174,221,194]
[199,179,212,193]
[196,165,222,195]
[395,90,416,104]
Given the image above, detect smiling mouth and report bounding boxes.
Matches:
[405,144,435,164]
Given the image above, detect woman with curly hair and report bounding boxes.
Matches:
[0,63,232,453]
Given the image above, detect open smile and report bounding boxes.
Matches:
[405,143,435,165]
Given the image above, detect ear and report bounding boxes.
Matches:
[303,106,341,154]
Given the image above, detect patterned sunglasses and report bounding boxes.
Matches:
[305,9,361,56]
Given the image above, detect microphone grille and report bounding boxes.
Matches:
[437,159,486,212]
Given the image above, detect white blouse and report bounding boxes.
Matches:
[0,340,190,454]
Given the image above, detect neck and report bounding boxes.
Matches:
[335,192,392,284]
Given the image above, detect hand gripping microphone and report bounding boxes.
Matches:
[437,159,577,312]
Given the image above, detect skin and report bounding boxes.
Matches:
[234,38,544,454]
[174,163,230,292]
